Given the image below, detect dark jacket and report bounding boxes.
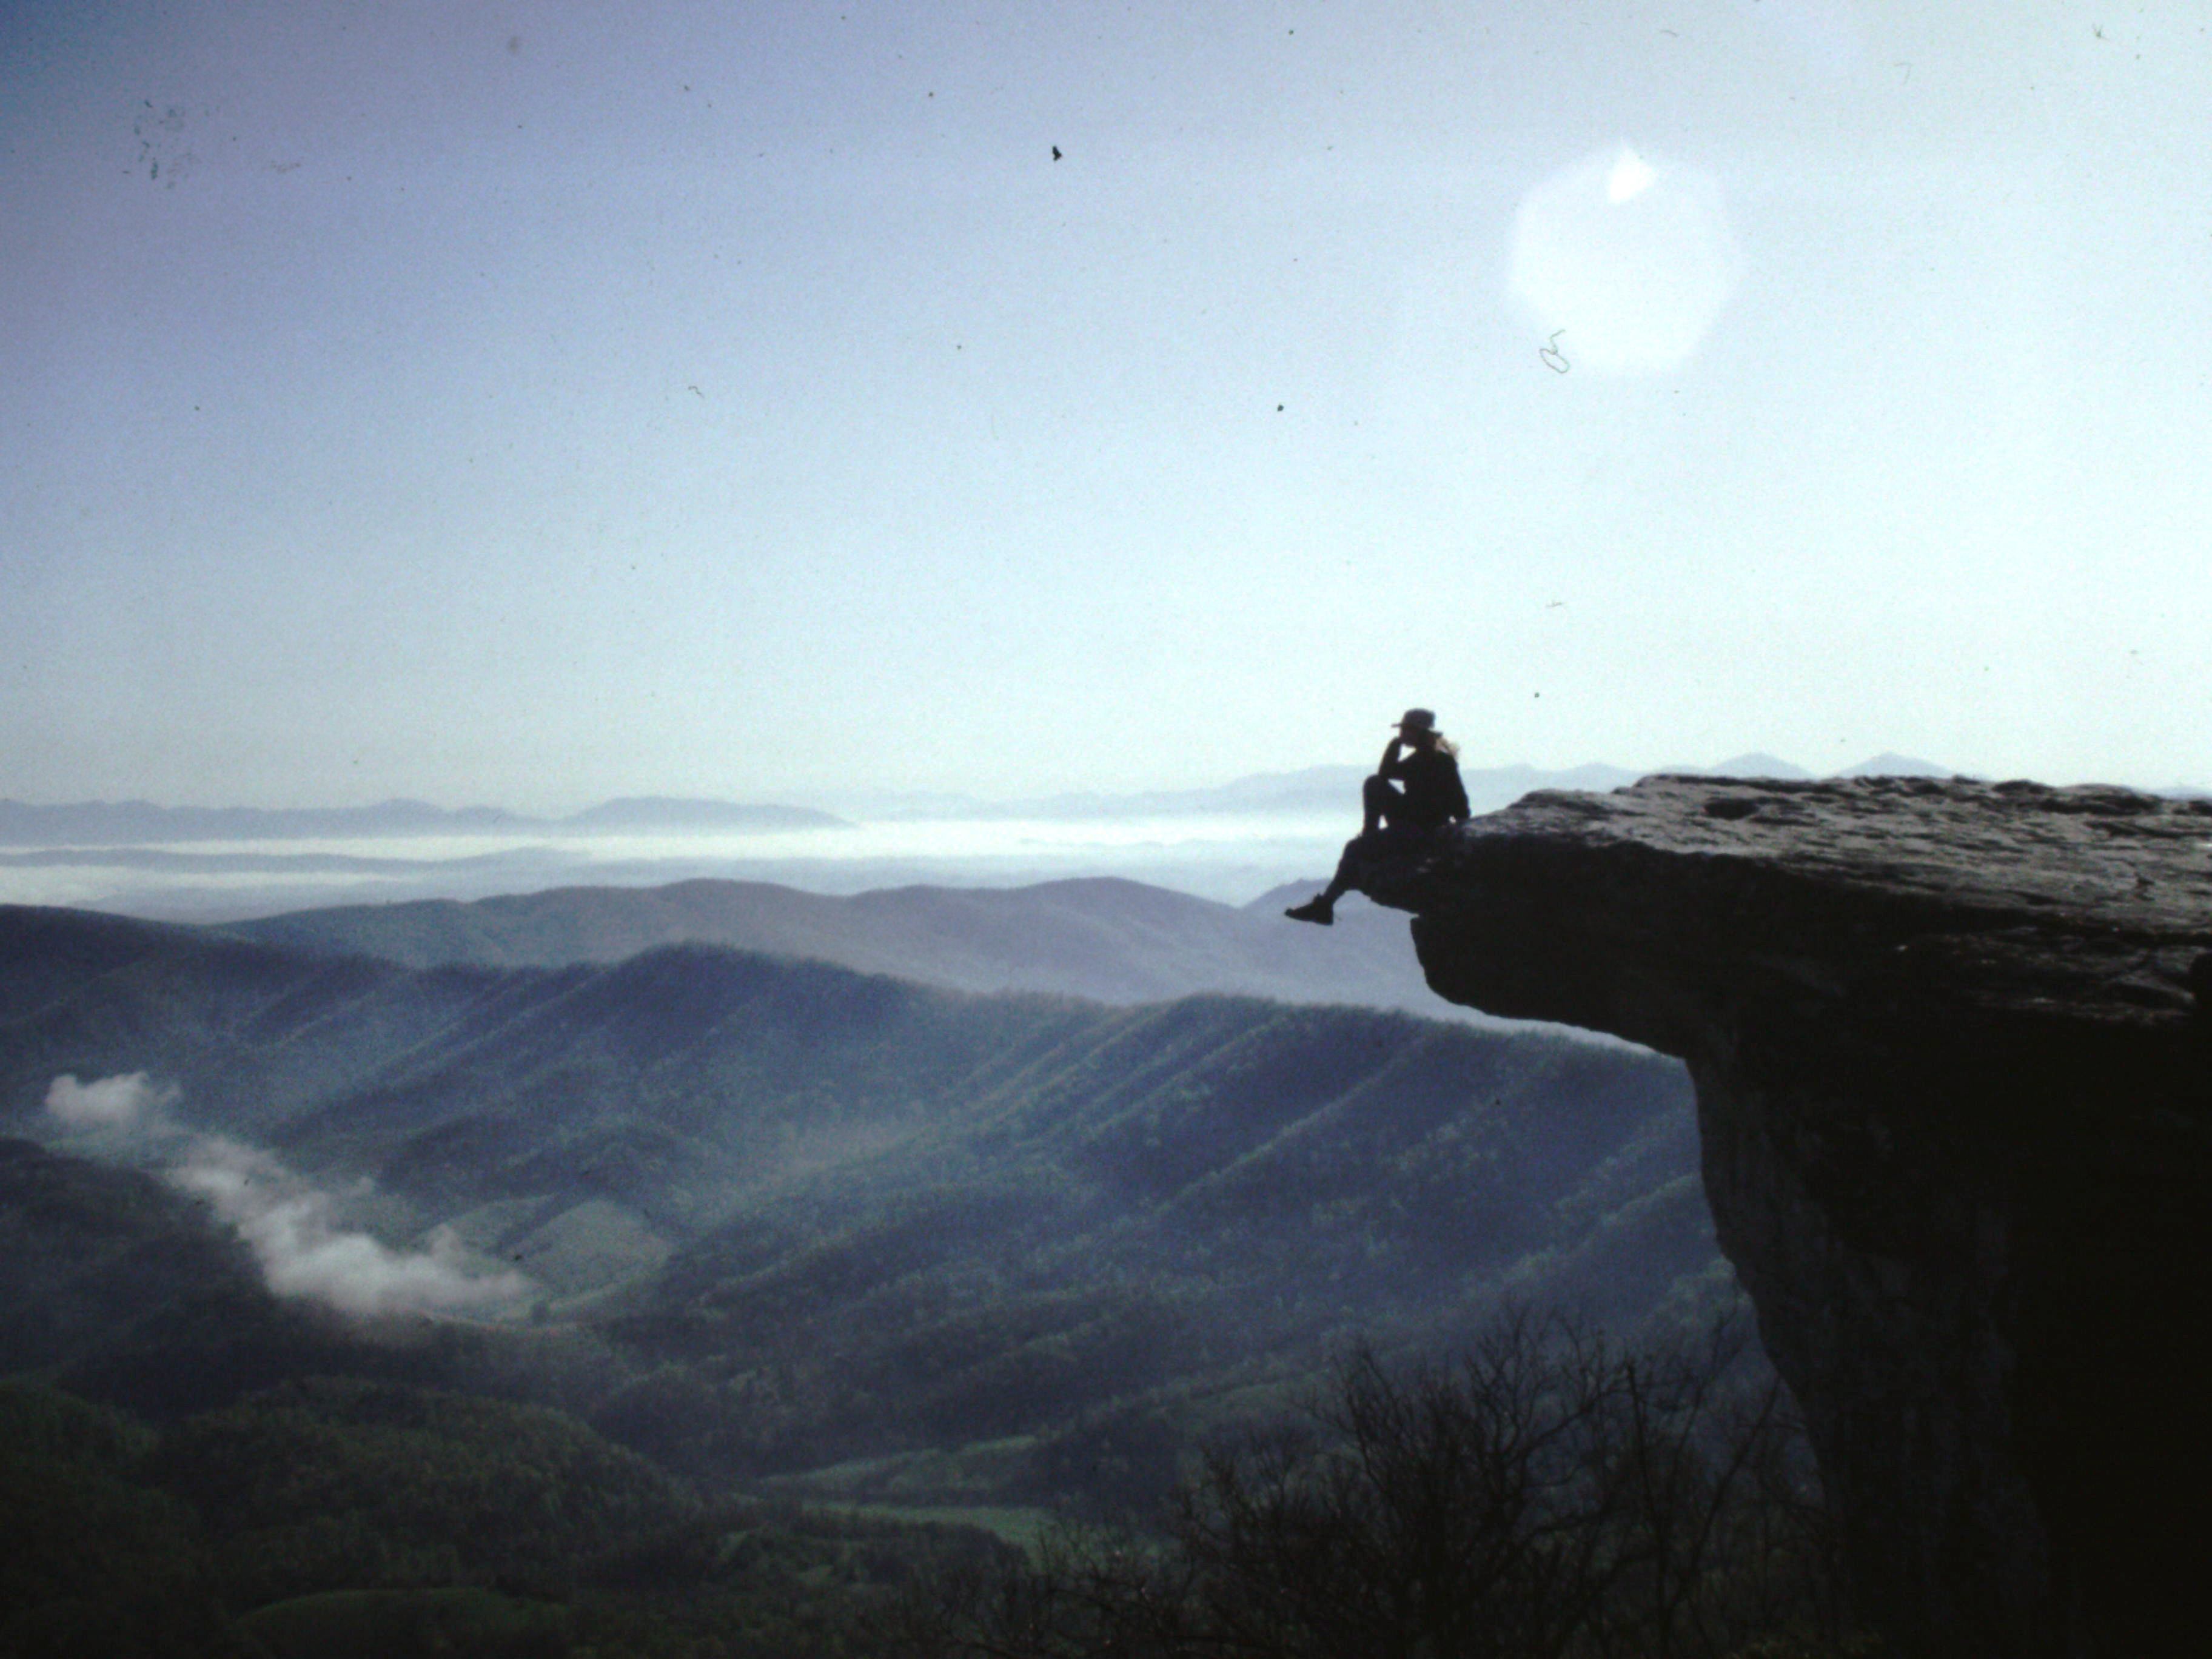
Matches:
[1381,746,1470,831]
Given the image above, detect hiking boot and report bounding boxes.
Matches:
[1284,896,1335,925]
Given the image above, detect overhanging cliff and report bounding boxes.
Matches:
[1356,776,2212,1659]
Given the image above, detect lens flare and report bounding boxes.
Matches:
[1510,146,1740,375]
[1606,147,1657,204]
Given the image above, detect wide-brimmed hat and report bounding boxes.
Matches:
[1393,708,1436,732]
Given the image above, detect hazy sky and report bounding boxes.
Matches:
[6,1,2210,811]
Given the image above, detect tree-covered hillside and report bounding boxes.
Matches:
[222,874,1458,1016]
[0,1376,1000,1657]
[1,899,1726,1534]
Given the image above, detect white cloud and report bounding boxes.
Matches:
[171,1136,529,1319]
[45,1071,528,1319]
[45,1071,173,1129]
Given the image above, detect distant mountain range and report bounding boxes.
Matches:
[921,762,1651,821]
[0,796,846,847]
[33,757,2195,931]
[224,875,1483,1024]
[830,754,1967,821]
[1,759,1972,847]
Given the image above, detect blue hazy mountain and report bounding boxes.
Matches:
[0,759,1989,851]
[224,876,1477,1021]
[0,797,845,846]
[847,762,1649,821]
[1831,752,1957,778]
[1657,752,1816,780]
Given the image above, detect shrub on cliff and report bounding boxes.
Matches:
[879,1312,1868,1659]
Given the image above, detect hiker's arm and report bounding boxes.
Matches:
[1377,737,1404,777]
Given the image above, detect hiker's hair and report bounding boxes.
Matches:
[1419,728,1460,759]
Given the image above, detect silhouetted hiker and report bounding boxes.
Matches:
[1285,708,1470,925]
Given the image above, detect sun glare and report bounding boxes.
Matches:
[1606,147,1656,204]
[1509,145,1740,375]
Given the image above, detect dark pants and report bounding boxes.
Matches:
[1361,773,1406,835]
[1320,776,1427,902]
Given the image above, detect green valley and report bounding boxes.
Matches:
[0,891,1752,1654]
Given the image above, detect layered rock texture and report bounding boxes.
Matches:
[1357,776,2212,1659]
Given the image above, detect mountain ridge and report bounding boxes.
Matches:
[221,875,1488,1024]
[0,797,845,846]
[2,754,1985,848]
[1,900,1717,1498]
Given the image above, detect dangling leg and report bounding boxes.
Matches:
[1286,836,1362,924]
[1288,774,1400,925]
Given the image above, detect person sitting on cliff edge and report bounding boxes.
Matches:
[1285,707,1471,925]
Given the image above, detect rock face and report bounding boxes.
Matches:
[1355,776,2212,1659]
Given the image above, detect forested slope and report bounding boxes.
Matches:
[223,875,1462,1016]
[1,899,1720,1513]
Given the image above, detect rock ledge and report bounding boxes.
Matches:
[1359,776,2212,1659]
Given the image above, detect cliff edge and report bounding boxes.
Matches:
[1358,775,2212,1659]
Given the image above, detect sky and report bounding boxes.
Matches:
[5,0,2211,813]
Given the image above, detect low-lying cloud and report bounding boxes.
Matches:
[45,1070,173,1128]
[46,1071,528,1319]
[170,1137,529,1318]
